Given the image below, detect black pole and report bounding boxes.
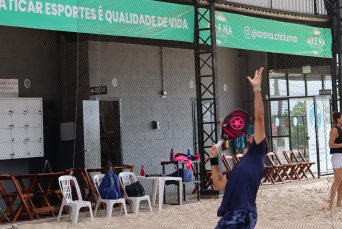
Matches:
[288,99,292,151]
[192,0,204,192]
[305,116,308,157]
[193,0,220,195]
[327,0,342,112]
[314,97,321,178]
[286,74,292,151]
[338,0,342,112]
[209,1,220,145]
[297,117,299,152]
[314,0,318,15]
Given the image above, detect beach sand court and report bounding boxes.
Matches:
[3,177,342,229]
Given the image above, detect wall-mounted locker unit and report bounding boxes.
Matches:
[0,98,43,160]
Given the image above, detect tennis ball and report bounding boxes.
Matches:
[322,206,326,210]
[261,190,264,192]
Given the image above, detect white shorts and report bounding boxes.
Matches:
[331,154,342,169]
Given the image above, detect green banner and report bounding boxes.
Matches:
[199,9,332,58]
[0,0,194,42]
[0,0,333,58]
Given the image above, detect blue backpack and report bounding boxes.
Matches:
[98,172,122,199]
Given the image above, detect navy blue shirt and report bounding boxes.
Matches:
[217,138,266,216]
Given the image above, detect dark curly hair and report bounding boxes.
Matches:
[332,111,342,126]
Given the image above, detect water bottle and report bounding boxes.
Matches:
[187,148,191,160]
[140,165,145,176]
[170,148,174,162]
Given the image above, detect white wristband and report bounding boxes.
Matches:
[253,87,261,91]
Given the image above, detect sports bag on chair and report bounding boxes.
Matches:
[98,161,122,199]
[125,181,145,197]
[98,172,122,199]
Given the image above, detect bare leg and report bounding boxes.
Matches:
[337,182,342,207]
[330,168,342,209]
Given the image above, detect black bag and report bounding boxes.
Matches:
[125,181,145,197]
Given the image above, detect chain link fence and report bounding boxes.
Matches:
[0,0,341,228]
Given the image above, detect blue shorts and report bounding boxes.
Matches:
[215,209,257,229]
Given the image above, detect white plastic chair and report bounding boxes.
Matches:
[119,172,153,214]
[93,174,127,217]
[57,175,94,224]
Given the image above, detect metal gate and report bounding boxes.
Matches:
[268,95,332,177]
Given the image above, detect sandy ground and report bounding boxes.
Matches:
[2,178,342,229]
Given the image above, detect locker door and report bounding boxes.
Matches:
[11,100,27,114]
[27,99,42,114]
[12,142,28,158]
[12,128,28,142]
[0,100,12,113]
[26,114,42,128]
[28,142,43,157]
[12,114,28,128]
[0,143,12,159]
[27,128,42,142]
[0,114,12,128]
[0,129,13,143]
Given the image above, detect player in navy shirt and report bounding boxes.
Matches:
[209,67,268,229]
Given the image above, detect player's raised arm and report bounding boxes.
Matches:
[247,67,265,144]
[209,144,227,191]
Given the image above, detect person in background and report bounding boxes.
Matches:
[209,67,269,229]
[329,111,342,209]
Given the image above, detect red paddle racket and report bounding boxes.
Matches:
[216,109,250,148]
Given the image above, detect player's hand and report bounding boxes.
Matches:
[247,67,264,89]
[247,134,254,144]
[209,144,220,158]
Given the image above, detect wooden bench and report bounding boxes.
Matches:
[221,153,234,175]
[221,150,315,187]
[284,150,315,180]
[274,151,301,181]
[266,152,288,184]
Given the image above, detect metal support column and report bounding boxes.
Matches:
[325,0,342,112]
[193,0,220,195]
[313,96,321,178]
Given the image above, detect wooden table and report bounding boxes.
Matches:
[68,168,100,211]
[0,174,34,223]
[0,170,70,223]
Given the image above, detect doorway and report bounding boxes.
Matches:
[83,98,122,169]
[268,71,333,176]
[99,99,122,167]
